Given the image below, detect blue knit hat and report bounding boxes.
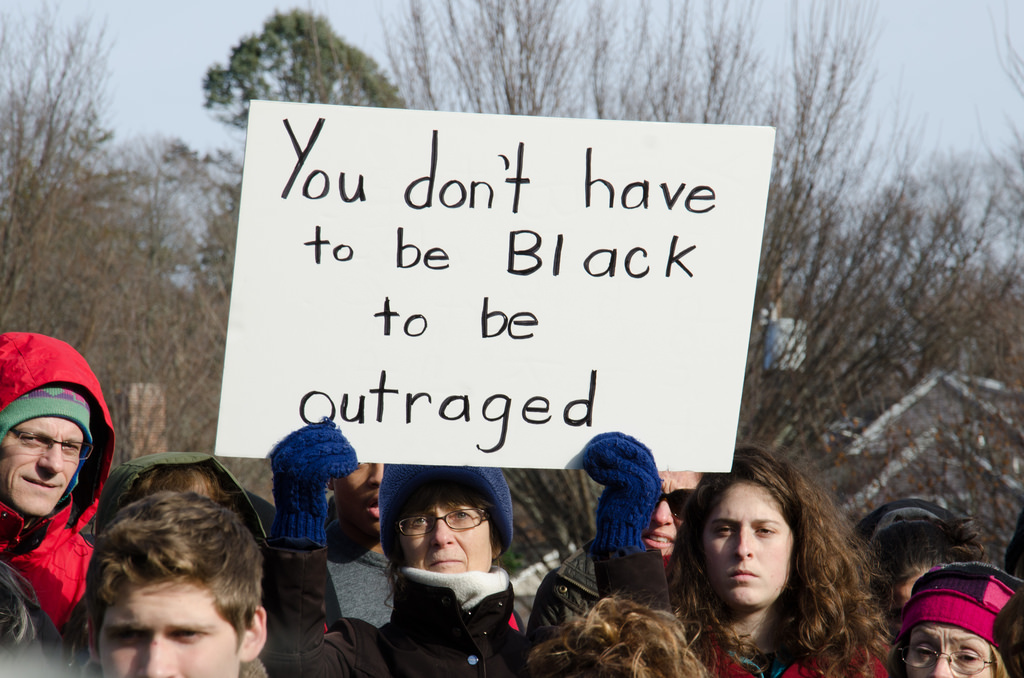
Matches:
[378,464,513,558]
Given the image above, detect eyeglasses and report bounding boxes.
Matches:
[7,428,93,462]
[658,489,692,519]
[901,646,994,676]
[397,508,489,536]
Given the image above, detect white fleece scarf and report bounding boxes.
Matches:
[401,566,510,611]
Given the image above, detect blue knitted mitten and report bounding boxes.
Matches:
[583,432,661,556]
[269,418,358,545]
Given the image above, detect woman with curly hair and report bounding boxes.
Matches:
[667,444,888,678]
[528,596,710,678]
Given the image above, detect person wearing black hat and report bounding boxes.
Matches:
[258,420,669,678]
[857,499,985,637]
[855,498,960,540]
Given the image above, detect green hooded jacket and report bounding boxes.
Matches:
[92,451,272,539]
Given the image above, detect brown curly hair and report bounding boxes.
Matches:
[528,596,710,678]
[666,444,887,678]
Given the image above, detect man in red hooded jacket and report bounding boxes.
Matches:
[0,332,114,631]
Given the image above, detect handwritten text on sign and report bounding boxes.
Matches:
[216,101,775,470]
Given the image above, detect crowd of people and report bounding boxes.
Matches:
[1,329,1024,678]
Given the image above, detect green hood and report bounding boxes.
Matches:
[93,451,268,539]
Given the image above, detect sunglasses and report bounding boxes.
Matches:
[658,489,692,519]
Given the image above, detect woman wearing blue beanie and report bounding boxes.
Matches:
[260,421,669,678]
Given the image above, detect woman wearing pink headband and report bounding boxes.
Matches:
[889,562,1021,678]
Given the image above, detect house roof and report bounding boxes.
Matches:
[825,370,1024,559]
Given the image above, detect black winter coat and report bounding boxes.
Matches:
[261,546,531,678]
[260,545,668,678]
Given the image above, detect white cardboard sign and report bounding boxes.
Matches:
[215,101,774,470]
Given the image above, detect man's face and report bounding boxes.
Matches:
[641,470,701,556]
[93,581,266,678]
[0,417,82,518]
[330,463,384,553]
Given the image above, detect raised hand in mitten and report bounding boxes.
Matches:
[583,431,661,556]
[269,418,358,545]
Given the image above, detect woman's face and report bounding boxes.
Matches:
[399,504,497,574]
[702,482,794,623]
[887,569,930,636]
[905,622,995,678]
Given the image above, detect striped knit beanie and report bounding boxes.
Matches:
[897,562,1022,647]
[0,387,92,446]
[0,387,93,499]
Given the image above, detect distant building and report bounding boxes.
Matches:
[826,370,1024,558]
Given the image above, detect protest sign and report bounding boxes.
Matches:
[215,100,774,470]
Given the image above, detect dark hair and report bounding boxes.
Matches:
[667,444,887,678]
[871,516,984,633]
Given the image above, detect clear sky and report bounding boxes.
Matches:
[9,1,1024,157]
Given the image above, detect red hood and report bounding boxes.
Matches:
[0,332,115,536]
